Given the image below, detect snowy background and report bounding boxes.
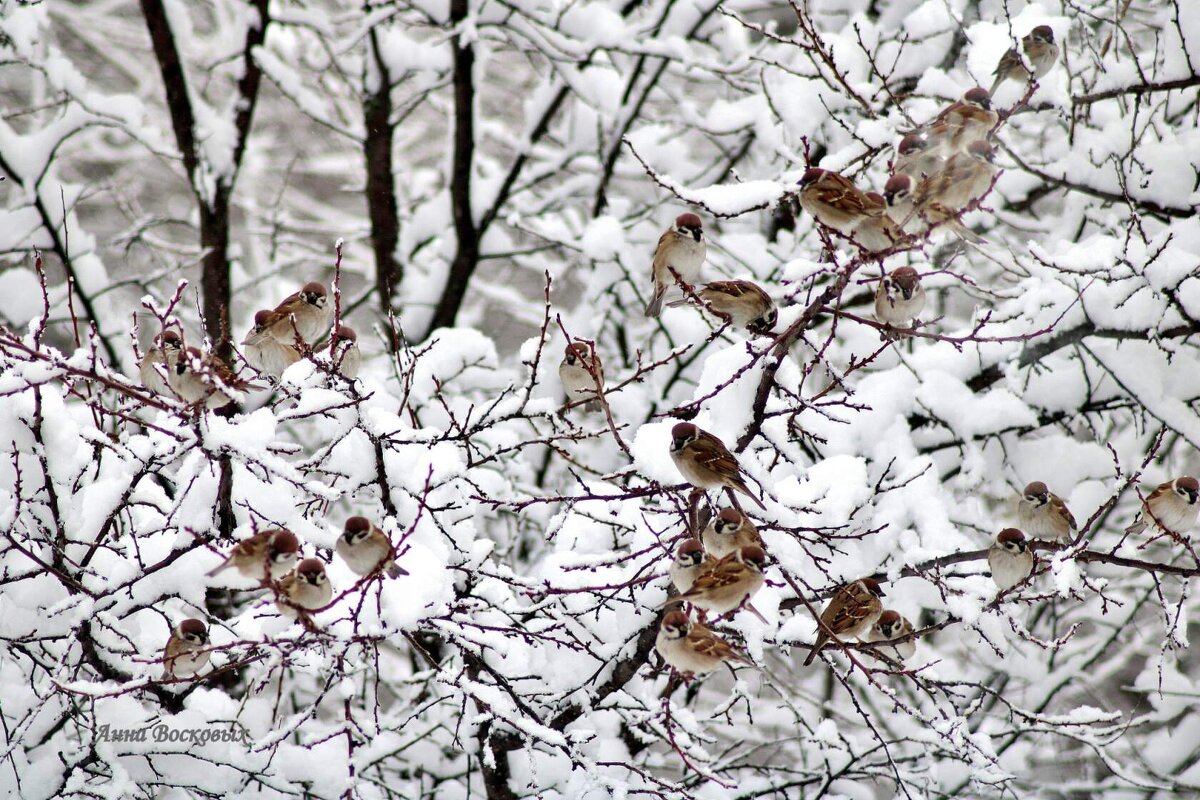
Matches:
[2,0,1200,797]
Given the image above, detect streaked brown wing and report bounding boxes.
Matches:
[1052,494,1077,530]
[694,431,744,481]
[825,583,870,634]
[688,626,743,662]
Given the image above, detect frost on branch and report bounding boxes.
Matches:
[2,0,1200,798]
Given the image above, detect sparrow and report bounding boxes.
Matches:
[139,329,183,396]
[655,610,752,677]
[558,341,605,413]
[242,310,301,378]
[906,140,998,241]
[206,528,301,582]
[674,280,778,334]
[866,610,916,663]
[336,516,406,578]
[923,87,998,157]
[318,325,362,379]
[161,618,209,680]
[990,25,1059,96]
[796,168,892,244]
[988,528,1034,592]
[803,577,886,666]
[645,213,706,318]
[1018,481,1077,542]
[892,133,944,180]
[265,282,334,345]
[664,545,767,617]
[167,346,249,409]
[670,423,765,509]
[1125,476,1200,536]
[669,538,713,594]
[873,267,926,329]
[276,558,333,618]
[701,507,763,560]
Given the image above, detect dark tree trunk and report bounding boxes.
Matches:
[426,0,478,336]
[364,29,403,348]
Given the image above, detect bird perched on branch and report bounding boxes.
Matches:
[796,168,893,247]
[671,279,778,334]
[874,267,926,330]
[139,329,183,396]
[664,545,767,618]
[804,578,885,666]
[318,325,361,379]
[168,346,250,409]
[242,310,301,378]
[645,213,706,318]
[262,282,334,345]
[866,610,916,663]
[559,341,605,413]
[656,611,752,677]
[161,618,209,680]
[669,423,765,509]
[207,528,300,582]
[701,508,762,559]
[923,88,998,157]
[277,558,333,619]
[1125,476,1200,537]
[990,25,1059,96]
[903,140,999,242]
[988,528,1034,591]
[337,516,406,578]
[1018,481,1077,542]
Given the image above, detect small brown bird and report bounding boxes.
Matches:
[206,528,301,582]
[1018,481,1077,542]
[892,133,944,180]
[161,618,209,680]
[558,341,605,413]
[336,516,406,578]
[646,213,707,318]
[874,267,926,329]
[701,508,763,560]
[664,545,767,617]
[669,422,765,509]
[318,325,361,379]
[674,280,778,334]
[988,528,1034,592]
[167,347,249,409]
[277,558,334,618]
[139,329,184,396]
[242,310,301,378]
[804,578,886,666]
[866,610,916,662]
[924,88,998,157]
[990,25,1059,96]
[796,168,891,241]
[265,282,334,345]
[906,140,998,241]
[669,538,713,594]
[655,611,752,676]
[1126,476,1200,536]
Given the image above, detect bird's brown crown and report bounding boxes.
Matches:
[269,529,300,554]
[997,528,1026,544]
[179,618,207,639]
[963,87,992,108]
